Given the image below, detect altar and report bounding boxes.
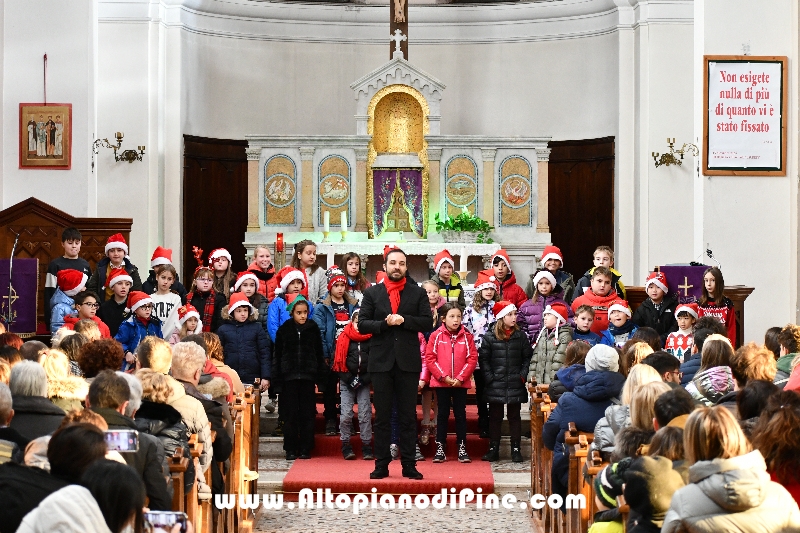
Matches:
[242,24,553,286]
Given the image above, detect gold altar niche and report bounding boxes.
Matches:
[366,84,430,239]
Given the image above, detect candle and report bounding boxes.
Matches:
[276,233,284,252]
[323,211,330,232]
[341,211,348,230]
[459,246,468,272]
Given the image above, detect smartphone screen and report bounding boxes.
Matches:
[104,429,139,452]
[144,511,188,533]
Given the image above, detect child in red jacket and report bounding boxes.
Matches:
[571,266,619,335]
[698,266,737,344]
[424,302,478,464]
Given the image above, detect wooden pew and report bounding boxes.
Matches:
[541,399,567,533]
[231,397,255,533]
[529,384,548,513]
[566,432,593,533]
[617,495,630,533]
[168,447,189,513]
[535,393,553,521]
[186,435,202,529]
[585,450,608,528]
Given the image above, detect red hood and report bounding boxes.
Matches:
[579,289,619,307]
[500,271,518,287]
[248,260,275,275]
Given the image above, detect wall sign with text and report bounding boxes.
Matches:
[703,55,787,176]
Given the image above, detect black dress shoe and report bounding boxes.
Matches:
[370,467,390,479]
[401,466,424,480]
[286,451,298,460]
[298,450,312,459]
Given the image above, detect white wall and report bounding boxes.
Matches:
[696,0,799,341]
[1,0,97,217]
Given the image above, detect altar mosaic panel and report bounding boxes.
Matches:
[445,155,478,217]
[317,155,351,227]
[498,155,532,227]
[264,155,297,226]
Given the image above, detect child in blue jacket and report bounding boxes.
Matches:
[267,266,314,341]
[115,291,163,371]
[217,292,271,392]
[50,269,88,333]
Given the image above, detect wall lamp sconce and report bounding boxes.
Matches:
[92,132,145,167]
[652,138,698,168]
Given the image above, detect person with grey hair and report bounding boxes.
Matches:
[9,361,65,440]
[0,382,29,462]
[115,371,142,417]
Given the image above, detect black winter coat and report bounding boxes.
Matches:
[134,400,195,493]
[680,353,702,386]
[85,257,143,303]
[217,310,272,386]
[339,338,371,389]
[143,269,188,304]
[187,289,227,332]
[9,396,65,441]
[273,319,326,390]
[0,462,69,533]
[478,325,533,404]
[631,294,678,346]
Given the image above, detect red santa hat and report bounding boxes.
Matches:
[326,267,346,291]
[375,271,387,284]
[150,246,173,268]
[474,270,499,292]
[126,291,153,313]
[274,266,308,295]
[532,270,557,291]
[675,302,699,319]
[208,248,232,265]
[105,233,128,255]
[233,271,259,292]
[177,304,201,327]
[491,249,512,270]
[57,269,88,297]
[543,303,569,324]
[493,300,517,321]
[105,268,133,290]
[645,272,669,294]
[608,299,632,318]
[228,292,254,314]
[540,245,564,267]
[433,250,455,273]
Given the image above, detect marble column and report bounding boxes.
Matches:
[246,147,261,231]
[355,147,369,232]
[481,148,497,223]
[536,147,551,233]
[299,147,315,231]
[427,147,442,234]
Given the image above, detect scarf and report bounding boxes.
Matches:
[608,320,636,337]
[187,288,216,332]
[332,322,372,372]
[383,276,406,314]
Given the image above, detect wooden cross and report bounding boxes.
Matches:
[678,276,694,296]
[390,0,408,60]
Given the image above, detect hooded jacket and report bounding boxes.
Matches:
[547,363,586,403]
[217,306,272,386]
[85,256,143,303]
[573,266,626,302]
[267,294,315,342]
[142,269,187,304]
[600,320,639,348]
[496,271,527,309]
[662,450,800,533]
[631,293,678,345]
[47,374,89,413]
[312,293,358,360]
[432,272,467,309]
[517,290,574,343]
[248,260,277,302]
[9,396,65,441]
[134,400,195,493]
[571,289,620,335]
[48,289,75,334]
[590,403,630,458]
[115,315,163,369]
[528,326,573,385]
[424,324,477,388]
[685,365,735,406]
[16,485,112,533]
[61,314,111,339]
[478,325,533,404]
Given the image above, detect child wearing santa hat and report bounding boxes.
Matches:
[186,261,227,333]
[209,248,235,300]
[142,246,188,304]
[168,304,203,345]
[490,249,527,308]
[431,250,466,309]
[632,271,679,345]
[96,268,134,337]
[148,263,182,339]
[527,302,573,385]
[267,266,314,342]
[527,245,575,303]
[518,269,574,345]
[600,299,638,348]
[666,303,698,362]
[478,301,532,463]
[115,291,163,371]
[232,271,269,331]
[85,233,143,303]
[217,292,272,392]
[50,269,89,333]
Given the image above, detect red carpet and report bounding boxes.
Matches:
[282,435,494,497]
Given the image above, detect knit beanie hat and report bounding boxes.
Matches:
[585,344,620,372]
[645,272,668,293]
[594,457,633,509]
[57,269,88,297]
[105,233,128,255]
[233,271,259,292]
[540,245,564,267]
[326,267,346,291]
[624,456,685,525]
[150,246,173,268]
[433,250,455,273]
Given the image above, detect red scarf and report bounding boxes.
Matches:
[383,276,407,314]
[332,322,372,372]
[187,288,216,332]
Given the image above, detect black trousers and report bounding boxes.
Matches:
[372,364,419,468]
[489,402,522,443]
[436,387,468,444]
[472,370,490,432]
[281,379,316,453]
[322,371,340,421]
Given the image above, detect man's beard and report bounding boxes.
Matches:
[387,270,405,281]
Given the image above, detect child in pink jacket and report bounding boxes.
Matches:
[425,302,478,464]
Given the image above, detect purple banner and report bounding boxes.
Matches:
[399,169,424,237]
[372,169,397,236]
[659,264,708,304]
[0,258,39,335]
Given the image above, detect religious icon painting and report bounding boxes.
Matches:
[19,103,72,169]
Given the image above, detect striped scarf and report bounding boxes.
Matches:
[187,288,217,332]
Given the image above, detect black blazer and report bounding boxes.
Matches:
[358,279,432,373]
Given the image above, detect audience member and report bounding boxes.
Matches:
[641,351,682,384]
[647,426,685,462]
[40,349,88,412]
[0,360,10,386]
[653,386,696,430]
[775,323,800,389]
[19,341,47,363]
[717,342,778,415]
[736,379,779,438]
[684,334,734,406]
[619,340,654,376]
[78,339,124,379]
[631,326,662,352]
[58,333,87,377]
[0,382,28,462]
[751,390,800,504]
[624,455,685,533]
[0,333,23,350]
[0,346,22,366]
[764,325,782,360]
[547,340,590,403]
[203,332,245,395]
[679,328,714,385]
[8,361,65,440]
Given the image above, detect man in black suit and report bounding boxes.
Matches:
[359,248,432,480]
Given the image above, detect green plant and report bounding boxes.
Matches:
[434,210,494,243]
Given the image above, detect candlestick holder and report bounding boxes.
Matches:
[322,231,330,243]
[340,230,347,242]
[457,271,470,283]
